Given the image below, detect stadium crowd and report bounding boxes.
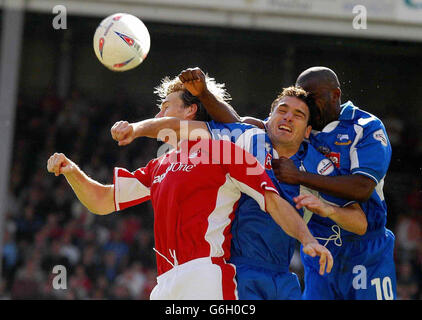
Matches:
[1,89,421,300]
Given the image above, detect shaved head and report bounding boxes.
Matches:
[296,66,340,90]
[295,66,342,130]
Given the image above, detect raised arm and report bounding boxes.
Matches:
[111,118,211,147]
[241,116,266,129]
[178,68,241,123]
[264,190,333,275]
[293,194,367,235]
[47,153,115,215]
[272,157,376,202]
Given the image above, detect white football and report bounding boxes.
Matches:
[93,13,151,71]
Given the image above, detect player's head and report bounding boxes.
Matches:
[295,66,341,130]
[266,86,315,151]
[154,74,230,121]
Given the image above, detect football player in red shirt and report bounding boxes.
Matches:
[47,74,332,300]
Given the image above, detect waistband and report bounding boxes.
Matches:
[341,227,388,242]
[229,256,289,273]
[157,256,227,282]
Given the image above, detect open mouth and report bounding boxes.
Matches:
[278,125,292,133]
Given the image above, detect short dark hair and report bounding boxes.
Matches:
[270,86,317,126]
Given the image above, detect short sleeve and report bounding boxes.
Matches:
[350,120,392,184]
[217,140,278,213]
[113,161,154,211]
[206,121,269,166]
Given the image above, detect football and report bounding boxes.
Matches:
[93,13,151,71]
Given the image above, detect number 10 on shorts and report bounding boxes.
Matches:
[371,277,394,300]
[353,265,394,300]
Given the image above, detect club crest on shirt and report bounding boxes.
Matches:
[317,158,335,175]
[334,134,352,145]
[373,129,388,147]
[337,134,350,141]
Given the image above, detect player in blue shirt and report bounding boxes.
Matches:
[177,67,396,300]
[273,67,396,300]
[110,80,367,299]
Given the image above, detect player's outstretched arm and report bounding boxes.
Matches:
[178,67,241,123]
[111,118,211,146]
[272,157,376,202]
[294,194,367,235]
[264,190,333,275]
[47,153,115,215]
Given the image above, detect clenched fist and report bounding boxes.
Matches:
[111,121,135,146]
[178,67,207,97]
[47,153,75,176]
[271,157,302,184]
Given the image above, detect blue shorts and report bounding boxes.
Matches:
[301,228,396,300]
[230,256,301,300]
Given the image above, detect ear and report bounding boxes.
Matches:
[184,103,198,120]
[332,87,341,103]
[305,125,312,139]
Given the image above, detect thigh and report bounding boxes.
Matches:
[235,263,301,300]
[152,259,237,300]
[342,232,397,300]
[302,264,337,300]
[235,264,275,300]
[276,272,302,300]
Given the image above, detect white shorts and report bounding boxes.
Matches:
[150,257,238,300]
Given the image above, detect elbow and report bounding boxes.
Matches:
[355,220,368,236]
[87,206,113,216]
[354,177,376,202]
[354,188,373,202]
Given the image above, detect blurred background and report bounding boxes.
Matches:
[0,0,421,300]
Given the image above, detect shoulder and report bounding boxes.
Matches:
[209,121,267,139]
[344,102,385,130]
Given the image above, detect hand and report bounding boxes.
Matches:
[293,194,335,218]
[178,67,207,97]
[302,242,333,275]
[271,157,301,184]
[111,121,135,146]
[47,153,75,176]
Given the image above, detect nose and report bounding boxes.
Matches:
[282,111,293,121]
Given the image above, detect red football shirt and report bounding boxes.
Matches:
[113,139,278,275]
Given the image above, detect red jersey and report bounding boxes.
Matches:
[113,139,278,275]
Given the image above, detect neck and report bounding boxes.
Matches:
[322,103,341,128]
[274,143,299,159]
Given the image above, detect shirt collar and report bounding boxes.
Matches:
[339,101,358,121]
[290,142,307,161]
[312,101,357,134]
